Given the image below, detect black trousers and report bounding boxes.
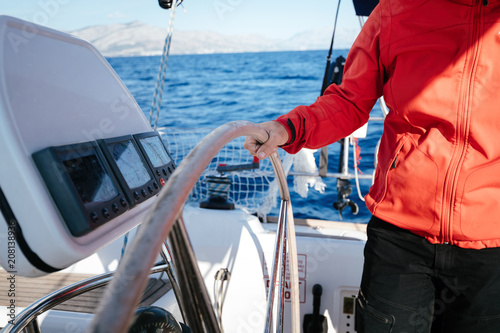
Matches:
[355,216,500,333]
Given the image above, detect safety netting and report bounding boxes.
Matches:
[159,127,294,218]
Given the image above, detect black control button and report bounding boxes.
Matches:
[172,164,175,170]
[120,197,128,207]
[112,203,119,213]
[167,167,172,174]
[162,168,167,175]
[148,185,153,193]
[156,170,161,176]
[102,208,110,219]
[90,212,99,223]
[153,182,159,189]
[141,189,147,197]
[134,191,140,200]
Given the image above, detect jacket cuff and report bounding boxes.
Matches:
[274,117,296,146]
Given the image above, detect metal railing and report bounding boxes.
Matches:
[0,263,170,333]
[265,143,300,333]
[87,121,300,332]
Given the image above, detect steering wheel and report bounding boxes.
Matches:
[87,121,298,332]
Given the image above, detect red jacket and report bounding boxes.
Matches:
[276,0,500,249]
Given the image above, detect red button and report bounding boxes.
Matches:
[160,178,166,186]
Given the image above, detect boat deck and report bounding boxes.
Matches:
[0,270,171,314]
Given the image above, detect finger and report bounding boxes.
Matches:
[243,121,286,159]
[255,139,280,160]
[243,136,261,156]
[243,135,274,160]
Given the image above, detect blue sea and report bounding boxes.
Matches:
[107,50,384,223]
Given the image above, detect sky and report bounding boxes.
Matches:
[1,0,362,40]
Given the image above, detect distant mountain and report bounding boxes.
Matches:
[279,27,359,52]
[69,21,357,57]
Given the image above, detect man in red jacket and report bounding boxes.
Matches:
[244,0,500,331]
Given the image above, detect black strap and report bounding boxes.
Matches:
[0,186,60,273]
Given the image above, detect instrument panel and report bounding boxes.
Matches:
[33,132,174,237]
[98,135,160,207]
[134,132,176,187]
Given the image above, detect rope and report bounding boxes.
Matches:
[149,0,179,129]
[352,137,366,202]
[213,268,230,333]
[351,8,385,201]
[379,96,389,117]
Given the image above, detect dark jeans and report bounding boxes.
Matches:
[355,216,500,333]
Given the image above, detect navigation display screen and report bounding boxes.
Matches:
[63,154,118,204]
[139,136,172,168]
[108,140,152,189]
[34,140,133,237]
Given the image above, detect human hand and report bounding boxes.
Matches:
[243,121,289,160]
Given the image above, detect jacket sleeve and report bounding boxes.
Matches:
[275,4,385,154]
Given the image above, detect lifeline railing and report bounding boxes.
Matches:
[83,121,300,332]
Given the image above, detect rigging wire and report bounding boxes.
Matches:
[320,0,342,95]
[149,0,179,130]
[121,1,180,262]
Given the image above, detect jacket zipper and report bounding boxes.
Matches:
[442,0,483,244]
